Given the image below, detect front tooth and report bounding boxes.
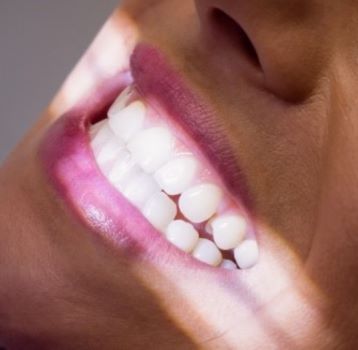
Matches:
[179,183,222,223]
[192,238,222,266]
[90,121,114,150]
[108,101,146,143]
[142,192,177,232]
[93,137,125,175]
[154,156,198,195]
[107,86,134,118]
[122,172,160,209]
[107,150,141,190]
[128,127,174,173]
[211,214,247,250]
[234,240,259,269]
[220,259,238,270]
[165,220,199,253]
[89,120,106,139]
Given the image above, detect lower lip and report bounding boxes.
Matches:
[39,44,252,271]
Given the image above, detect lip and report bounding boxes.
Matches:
[39,43,253,269]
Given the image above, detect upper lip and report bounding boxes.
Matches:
[39,42,254,269]
[131,43,253,211]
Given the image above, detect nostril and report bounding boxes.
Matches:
[210,8,261,69]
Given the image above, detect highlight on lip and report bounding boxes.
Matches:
[89,85,259,269]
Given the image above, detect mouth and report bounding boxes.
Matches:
[40,43,259,271]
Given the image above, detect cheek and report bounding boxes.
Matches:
[219,92,327,255]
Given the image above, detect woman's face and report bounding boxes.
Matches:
[1,0,358,348]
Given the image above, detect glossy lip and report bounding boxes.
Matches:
[39,43,254,270]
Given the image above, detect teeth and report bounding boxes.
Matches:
[89,120,106,138]
[128,127,174,173]
[210,214,247,250]
[107,86,134,118]
[192,238,223,266]
[220,259,238,270]
[154,156,198,195]
[92,132,125,175]
[122,172,160,209]
[107,150,141,190]
[90,121,115,150]
[179,183,222,223]
[142,192,177,232]
[108,101,146,143]
[234,240,259,269]
[165,220,199,253]
[90,90,260,270]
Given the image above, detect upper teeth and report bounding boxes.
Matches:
[109,100,146,142]
[210,214,247,250]
[154,156,198,195]
[90,86,259,270]
[179,183,223,223]
[128,127,174,173]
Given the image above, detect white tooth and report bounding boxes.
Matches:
[179,183,222,223]
[107,86,134,118]
[205,220,213,234]
[108,100,146,143]
[93,137,125,175]
[165,220,199,253]
[142,192,177,232]
[234,240,259,269]
[90,121,114,150]
[220,259,238,270]
[122,172,160,209]
[128,127,174,173]
[89,120,106,138]
[211,214,247,250]
[192,238,222,266]
[154,156,198,195]
[107,150,141,190]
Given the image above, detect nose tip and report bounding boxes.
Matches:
[210,8,261,69]
[194,0,328,102]
[194,1,263,82]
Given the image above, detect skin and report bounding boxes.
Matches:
[1,0,358,348]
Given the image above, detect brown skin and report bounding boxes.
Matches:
[1,0,358,348]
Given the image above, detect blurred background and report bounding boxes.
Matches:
[0,1,119,161]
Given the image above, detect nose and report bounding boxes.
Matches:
[194,0,329,102]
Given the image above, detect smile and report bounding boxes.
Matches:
[40,43,259,272]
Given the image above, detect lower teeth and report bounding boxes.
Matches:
[89,85,259,270]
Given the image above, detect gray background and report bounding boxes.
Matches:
[0,1,119,161]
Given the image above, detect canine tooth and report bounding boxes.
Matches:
[179,183,222,223]
[107,150,140,190]
[220,259,238,270]
[154,156,198,195]
[234,240,259,269]
[107,86,134,118]
[122,172,160,209]
[165,220,199,253]
[142,192,177,232]
[108,100,146,142]
[211,214,247,250]
[128,127,174,173]
[192,238,222,266]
